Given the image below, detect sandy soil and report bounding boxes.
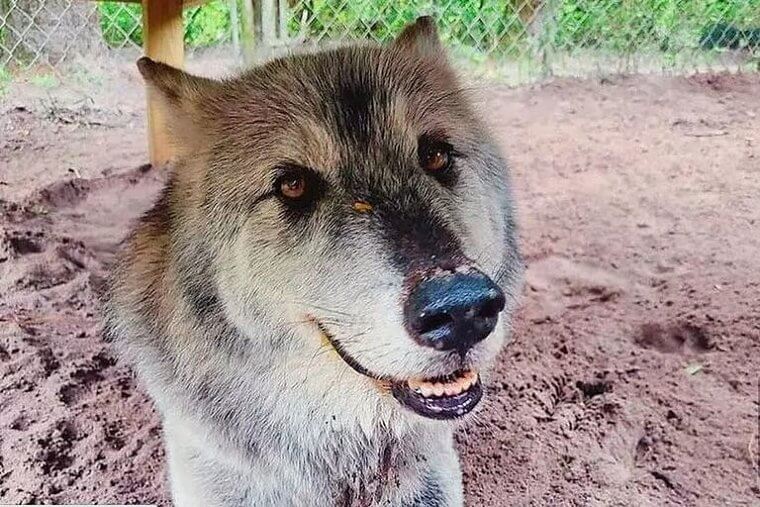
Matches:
[1,69,759,505]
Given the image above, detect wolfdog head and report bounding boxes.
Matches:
[135,17,522,423]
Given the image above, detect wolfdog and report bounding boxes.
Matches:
[105,16,523,507]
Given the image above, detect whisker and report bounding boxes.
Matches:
[287,300,365,322]
[282,318,351,329]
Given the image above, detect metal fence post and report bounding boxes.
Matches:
[239,0,259,64]
[229,0,240,61]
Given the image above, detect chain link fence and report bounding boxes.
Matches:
[270,0,760,81]
[1,0,759,84]
[0,0,236,73]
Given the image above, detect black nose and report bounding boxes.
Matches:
[405,269,506,353]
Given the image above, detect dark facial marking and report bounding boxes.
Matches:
[376,196,464,272]
[335,77,373,144]
[324,53,388,146]
[145,177,222,320]
[177,243,222,319]
[337,157,464,272]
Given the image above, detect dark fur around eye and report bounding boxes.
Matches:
[417,134,459,186]
[273,165,325,213]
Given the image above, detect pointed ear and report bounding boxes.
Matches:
[393,16,444,58]
[137,57,220,154]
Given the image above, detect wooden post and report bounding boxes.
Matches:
[142,0,184,166]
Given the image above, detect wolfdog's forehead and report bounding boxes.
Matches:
[223,45,478,170]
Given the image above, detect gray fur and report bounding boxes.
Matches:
[105,16,523,507]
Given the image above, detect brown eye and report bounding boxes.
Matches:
[418,136,455,179]
[421,148,450,173]
[279,176,306,200]
[274,166,323,211]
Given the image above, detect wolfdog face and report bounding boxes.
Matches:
[137,17,522,422]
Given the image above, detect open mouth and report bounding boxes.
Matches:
[391,369,482,420]
[314,320,482,420]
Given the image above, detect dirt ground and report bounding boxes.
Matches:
[1,64,759,505]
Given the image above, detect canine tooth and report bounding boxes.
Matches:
[460,372,478,391]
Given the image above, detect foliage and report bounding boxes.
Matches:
[94,0,759,56]
[184,2,231,47]
[98,3,142,47]
[0,65,10,96]
[553,0,760,53]
[290,0,760,56]
[288,0,533,54]
[97,0,230,48]
[29,72,59,88]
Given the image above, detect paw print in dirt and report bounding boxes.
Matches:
[35,419,80,475]
[634,321,713,354]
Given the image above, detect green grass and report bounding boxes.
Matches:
[0,66,11,96]
[29,73,59,88]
